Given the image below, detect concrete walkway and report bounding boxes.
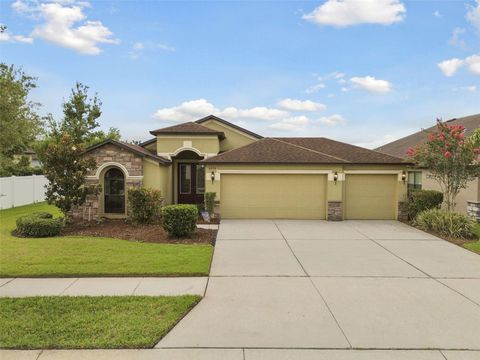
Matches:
[1,349,479,360]
[0,277,208,297]
[158,220,480,350]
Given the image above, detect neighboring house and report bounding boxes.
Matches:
[74,115,410,221]
[13,149,41,168]
[376,114,480,214]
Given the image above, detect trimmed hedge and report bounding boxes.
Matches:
[415,208,476,239]
[128,187,163,224]
[15,212,63,237]
[408,189,443,220]
[161,204,198,237]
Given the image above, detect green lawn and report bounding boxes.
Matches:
[464,223,480,254]
[0,296,200,349]
[0,203,213,277]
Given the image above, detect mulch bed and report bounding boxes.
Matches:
[410,223,478,251]
[62,220,216,245]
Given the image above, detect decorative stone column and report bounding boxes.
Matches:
[397,201,408,222]
[467,201,480,222]
[328,201,343,221]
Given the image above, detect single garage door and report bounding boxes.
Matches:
[345,174,397,220]
[221,174,327,219]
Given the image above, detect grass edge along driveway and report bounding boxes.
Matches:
[0,295,200,349]
[0,203,213,277]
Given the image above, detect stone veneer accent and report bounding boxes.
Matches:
[397,201,408,222]
[327,201,343,221]
[69,144,143,221]
[467,201,480,222]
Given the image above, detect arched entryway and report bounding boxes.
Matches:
[173,150,205,204]
[104,167,125,214]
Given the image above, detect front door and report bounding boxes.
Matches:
[104,167,125,214]
[178,163,205,204]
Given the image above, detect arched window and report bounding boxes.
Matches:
[104,168,125,214]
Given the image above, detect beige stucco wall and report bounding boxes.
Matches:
[200,119,258,152]
[205,164,408,220]
[156,136,220,156]
[142,158,172,204]
[421,170,479,214]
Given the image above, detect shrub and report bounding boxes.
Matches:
[415,208,476,239]
[161,204,198,237]
[128,187,163,224]
[408,189,443,220]
[15,213,63,237]
[204,192,216,215]
[30,211,54,219]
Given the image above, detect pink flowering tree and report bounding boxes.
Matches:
[407,120,480,212]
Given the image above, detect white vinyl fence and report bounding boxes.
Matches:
[0,175,49,209]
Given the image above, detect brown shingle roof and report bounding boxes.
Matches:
[150,122,225,139]
[196,115,263,139]
[85,139,170,165]
[376,114,480,159]
[203,137,406,164]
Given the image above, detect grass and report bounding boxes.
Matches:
[0,203,213,277]
[464,223,480,254]
[0,295,200,349]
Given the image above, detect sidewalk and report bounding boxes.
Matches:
[1,349,478,360]
[0,277,208,297]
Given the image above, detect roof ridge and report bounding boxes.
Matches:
[321,137,405,162]
[272,138,349,163]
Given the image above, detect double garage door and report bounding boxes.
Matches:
[220,173,397,220]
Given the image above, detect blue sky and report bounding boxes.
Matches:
[1,0,479,148]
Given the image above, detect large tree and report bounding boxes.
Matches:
[0,63,42,166]
[407,120,480,212]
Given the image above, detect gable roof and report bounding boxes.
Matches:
[85,139,170,165]
[376,114,480,159]
[203,137,407,165]
[150,122,225,139]
[196,115,263,139]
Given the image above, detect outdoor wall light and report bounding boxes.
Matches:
[211,171,216,183]
[401,171,407,183]
[333,171,338,184]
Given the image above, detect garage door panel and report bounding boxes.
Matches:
[345,175,396,220]
[221,174,326,219]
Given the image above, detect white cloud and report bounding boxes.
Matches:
[448,27,466,49]
[153,99,289,122]
[277,98,326,112]
[0,30,34,44]
[355,134,399,149]
[270,116,310,132]
[466,54,480,75]
[303,0,406,27]
[437,58,464,77]
[305,83,326,94]
[349,76,392,93]
[316,114,345,126]
[12,1,118,55]
[129,41,175,59]
[466,0,480,33]
[433,10,441,18]
[453,85,477,92]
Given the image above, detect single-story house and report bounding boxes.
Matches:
[73,115,410,221]
[376,114,480,215]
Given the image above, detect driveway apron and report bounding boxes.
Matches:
[157,219,480,350]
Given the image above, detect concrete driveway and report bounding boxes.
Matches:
[158,220,480,351]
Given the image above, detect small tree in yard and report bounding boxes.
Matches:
[39,83,104,220]
[407,120,480,212]
[42,134,97,219]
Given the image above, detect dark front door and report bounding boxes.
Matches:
[178,163,205,204]
[104,168,125,213]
